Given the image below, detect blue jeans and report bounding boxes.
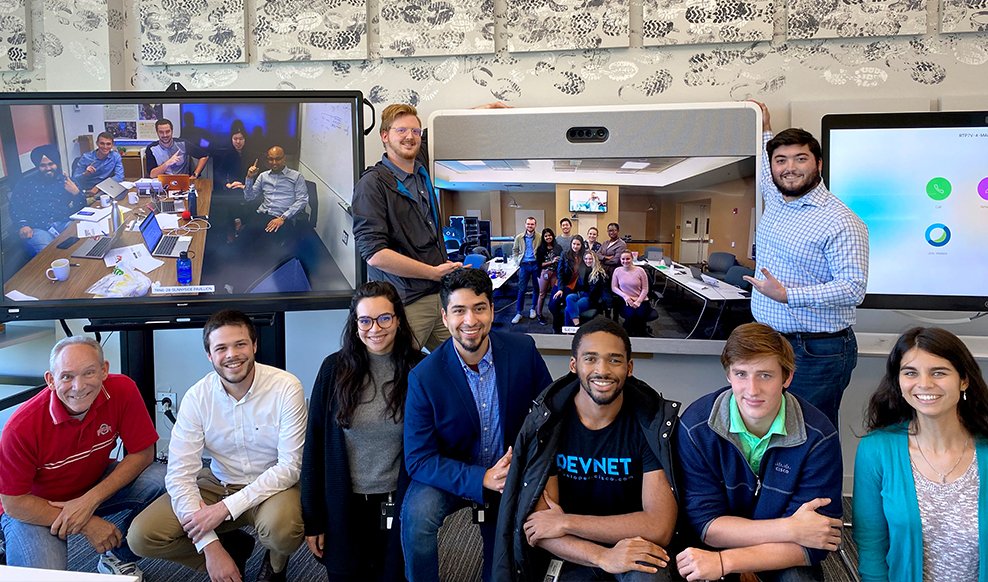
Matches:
[1,461,166,569]
[784,329,857,430]
[565,292,590,322]
[23,220,73,257]
[516,261,539,314]
[400,480,498,582]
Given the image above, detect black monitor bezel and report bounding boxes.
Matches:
[822,110,988,312]
[0,90,366,323]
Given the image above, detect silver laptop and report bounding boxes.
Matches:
[646,250,663,262]
[139,212,191,258]
[71,224,127,259]
[156,195,186,214]
[95,178,127,200]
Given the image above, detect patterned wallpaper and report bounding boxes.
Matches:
[378,0,494,57]
[254,0,366,61]
[786,0,926,40]
[0,0,30,71]
[140,0,247,64]
[642,0,774,45]
[1,0,987,126]
[504,0,629,52]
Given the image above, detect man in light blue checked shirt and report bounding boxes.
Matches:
[744,101,869,430]
[244,146,309,239]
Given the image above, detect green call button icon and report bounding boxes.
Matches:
[926,177,951,200]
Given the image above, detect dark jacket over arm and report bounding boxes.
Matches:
[403,331,553,503]
[493,373,681,581]
[300,352,408,579]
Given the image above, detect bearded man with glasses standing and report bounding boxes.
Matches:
[352,103,463,351]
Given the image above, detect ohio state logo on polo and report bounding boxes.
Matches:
[98,423,113,436]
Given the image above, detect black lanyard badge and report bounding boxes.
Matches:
[472,501,489,524]
[380,493,395,530]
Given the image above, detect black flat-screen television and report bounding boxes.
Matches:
[0,90,364,323]
[822,110,988,311]
[569,189,608,213]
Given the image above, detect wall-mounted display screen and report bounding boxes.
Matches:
[823,110,988,311]
[569,189,608,213]
[0,91,363,323]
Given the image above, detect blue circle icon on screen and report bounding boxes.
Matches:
[925,223,951,247]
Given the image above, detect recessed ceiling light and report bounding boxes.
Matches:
[621,161,650,170]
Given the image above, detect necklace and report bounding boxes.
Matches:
[912,435,970,484]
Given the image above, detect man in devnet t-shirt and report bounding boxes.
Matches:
[494,317,680,581]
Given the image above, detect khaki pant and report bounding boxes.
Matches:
[128,468,303,573]
[404,293,450,351]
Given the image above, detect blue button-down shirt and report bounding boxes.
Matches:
[244,167,309,220]
[753,131,869,333]
[523,234,536,263]
[454,344,502,469]
[72,150,125,192]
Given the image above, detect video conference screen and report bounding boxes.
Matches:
[824,111,988,311]
[0,91,363,323]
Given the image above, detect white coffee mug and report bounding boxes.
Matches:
[100,194,111,207]
[128,191,139,205]
[46,258,70,281]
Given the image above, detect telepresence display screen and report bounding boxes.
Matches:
[0,91,363,322]
[824,111,988,311]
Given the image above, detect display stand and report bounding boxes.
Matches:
[86,312,286,423]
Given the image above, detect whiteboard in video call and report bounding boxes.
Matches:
[829,126,988,297]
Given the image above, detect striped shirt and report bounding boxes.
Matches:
[752,131,869,333]
[244,166,309,220]
[454,344,502,469]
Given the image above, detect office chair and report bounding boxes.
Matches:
[305,180,319,228]
[706,252,739,281]
[725,265,754,291]
[247,257,311,293]
[463,254,486,269]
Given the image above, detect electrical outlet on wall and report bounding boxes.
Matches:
[156,392,177,413]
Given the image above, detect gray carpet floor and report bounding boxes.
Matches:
[16,498,858,581]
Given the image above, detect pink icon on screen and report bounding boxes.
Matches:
[980,177,988,201]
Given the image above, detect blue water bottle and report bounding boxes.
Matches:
[177,251,192,285]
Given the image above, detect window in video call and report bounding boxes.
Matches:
[0,93,361,321]
[433,153,757,339]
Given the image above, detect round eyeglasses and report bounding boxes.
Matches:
[392,127,422,137]
[356,314,395,330]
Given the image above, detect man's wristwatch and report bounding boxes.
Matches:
[191,172,199,179]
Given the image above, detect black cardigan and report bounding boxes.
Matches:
[300,352,410,579]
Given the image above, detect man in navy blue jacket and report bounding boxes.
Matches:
[402,268,552,582]
[675,322,843,582]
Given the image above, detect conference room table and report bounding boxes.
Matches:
[4,180,213,301]
[483,257,519,290]
[637,259,749,339]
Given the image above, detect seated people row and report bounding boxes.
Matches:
[511,216,652,336]
[0,271,981,582]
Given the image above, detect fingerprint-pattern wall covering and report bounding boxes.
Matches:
[504,0,629,52]
[140,0,247,64]
[642,0,774,45]
[786,0,926,39]
[254,0,366,61]
[0,0,31,70]
[941,0,988,33]
[377,0,495,57]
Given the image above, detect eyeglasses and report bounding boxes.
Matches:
[356,314,395,330]
[391,127,422,137]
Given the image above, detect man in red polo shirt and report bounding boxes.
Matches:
[0,336,164,580]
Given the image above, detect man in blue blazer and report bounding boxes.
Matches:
[403,268,553,582]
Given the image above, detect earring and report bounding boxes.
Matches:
[963,390,968,401]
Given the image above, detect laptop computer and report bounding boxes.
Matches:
[646,250,663,262]
[139,212,191,258]
[95,178,127,200]
[158,174,190,192]
[688,266,704,280]
[71,223,127,259]
[156,195,186,214]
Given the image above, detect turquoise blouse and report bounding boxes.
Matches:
[853,425,988,582]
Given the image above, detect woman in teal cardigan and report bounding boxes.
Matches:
[854,327,988,581]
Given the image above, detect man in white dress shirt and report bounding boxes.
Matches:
[128,309,307,582]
